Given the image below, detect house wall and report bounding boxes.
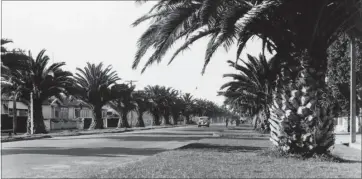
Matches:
[50,120,78,130]
[1,101,9,114]
[335,116,361,133]
[42,105,52,119]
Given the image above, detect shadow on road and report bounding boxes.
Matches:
[44,135,207,142]
[178,143,267,152]
[1,146,166,157]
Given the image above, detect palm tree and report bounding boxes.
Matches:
[144,85,174,125]
[1,38,13,54]
[180,93,195,124]
[1,40,27,134]
[133,90,155,127]
[2,49,74,134]
[169,90,183,125]
[133,0,362,156]
[108,83,137,128]
[73,62,120,129]
[219,54,279,132]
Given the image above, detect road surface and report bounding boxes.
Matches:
[1,125,223,178]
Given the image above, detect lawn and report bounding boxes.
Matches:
[92,126,362,178]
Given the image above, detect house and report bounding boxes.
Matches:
[334,115,362,134]
[1,96,109,132]
[1,98,29,132]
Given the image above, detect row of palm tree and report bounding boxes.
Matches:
[1,40,233,134]
[132,0,361,156]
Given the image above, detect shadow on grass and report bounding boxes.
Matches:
[178,143,267,152]
[218,137,269,141]
[258,148,362,164]
[2,146,166,157]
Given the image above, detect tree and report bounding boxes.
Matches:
[180,93,195,124]
[133,90,155,127]
[109,84,137,128]
[219,54,279,133]
[1,39,25,134]
[2,49,74,134]
[327,34,362,117]
[169,90,182,125]
[144,85,176,125]
[73,62,120,129]
[132,0,361,156]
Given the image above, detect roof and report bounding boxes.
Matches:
[4,101,28,110]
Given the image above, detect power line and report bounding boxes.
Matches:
[125,80,138,87]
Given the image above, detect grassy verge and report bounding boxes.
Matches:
[1,125,184,143]
[92,126,361,178]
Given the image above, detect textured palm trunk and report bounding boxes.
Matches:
[118,111,130,128]
[27,99,47,134]
[12,93,17,134]
[185,115,190,124]
[89,105,104,129]
[152,112,161,126]
[172,113,179,125]
[135,111,145,127]
[163,112,171,125]
[269,51,335,156]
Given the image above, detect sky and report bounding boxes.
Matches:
[2,1,266,105]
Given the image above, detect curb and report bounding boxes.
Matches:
[1,135,52,143]
[1,125,186,143]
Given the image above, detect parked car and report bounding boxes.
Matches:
[197,116,210,127]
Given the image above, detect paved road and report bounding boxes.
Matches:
[1,125,223,178]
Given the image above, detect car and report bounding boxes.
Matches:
[197,116,210,127]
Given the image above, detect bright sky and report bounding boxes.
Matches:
[2,1,265,105]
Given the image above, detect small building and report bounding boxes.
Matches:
[1,96,108,132]
[334,114,362,134]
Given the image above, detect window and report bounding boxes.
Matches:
[75,108,81,118]
[18,109,28,116]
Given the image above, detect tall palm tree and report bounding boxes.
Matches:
[1,38,13,54]
[1,40,27,134]
[144,85,174,125]
[219,54,279,132]
[168,90,183,125]
[108,83,137,128]
[133,90,155,127]
[73,62,120,129]
[180,93,195,124]
[2,49,74,134]
[133,0,362,156]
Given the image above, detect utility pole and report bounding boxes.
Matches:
[30,92,34,135]
[350,34,357,143]
[125,80,138,87]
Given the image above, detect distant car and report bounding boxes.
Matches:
[197,116,210,127]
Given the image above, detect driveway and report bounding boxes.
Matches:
[1,125,220,178]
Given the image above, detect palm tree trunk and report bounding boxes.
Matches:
[27,99,47,134]
[12,93,18,134]
[118,111,130,128]
[152,112,161,126]
[172,114,179,125]
[89,105,104,130]
[135,111,145,127]
[269,51,334,156]
[185,115,190,124]
[164,114,171,125]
